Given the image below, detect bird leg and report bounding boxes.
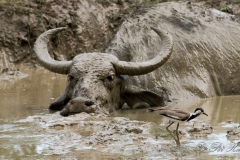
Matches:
[166,121,180,146]
[166,121,174,130]
[166,121,175,140]
[175,123,180,146]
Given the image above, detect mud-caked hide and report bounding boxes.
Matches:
[34,27,173,116]
[105,2,240,99]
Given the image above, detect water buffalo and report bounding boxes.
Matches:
[34,27,173,116]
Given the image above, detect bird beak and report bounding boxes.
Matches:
[203,112,208,116]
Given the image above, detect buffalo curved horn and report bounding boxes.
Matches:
[112,27,173,75]
[34,27,72,74]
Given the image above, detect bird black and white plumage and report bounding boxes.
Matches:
[148,107,208,146]
[148,107,208,122]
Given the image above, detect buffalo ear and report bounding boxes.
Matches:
[122,85,165,109]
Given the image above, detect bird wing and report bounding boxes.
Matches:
[151,108,190,121]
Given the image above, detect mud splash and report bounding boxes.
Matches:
[0,68,240,159]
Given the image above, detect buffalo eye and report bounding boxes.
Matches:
[107,75,114,82]
[68,75,74,81]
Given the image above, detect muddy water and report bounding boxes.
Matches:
[113,95,240,126]
[0,68,66,120]
[0,67,66,159]
[0,68,240,159]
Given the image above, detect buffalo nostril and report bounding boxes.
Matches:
[85,101,94,106]
[60,110,69,117]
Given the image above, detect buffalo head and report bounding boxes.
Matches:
[34,27,173,116]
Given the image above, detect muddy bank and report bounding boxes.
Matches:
[0,67,28,81]
[105,2,240,100]
[0,0,161,71]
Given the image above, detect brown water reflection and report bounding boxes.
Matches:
[0,67,240,159]
[113,96,240,126]
[0,67,66,120]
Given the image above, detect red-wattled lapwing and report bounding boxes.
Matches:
[148,108,208,146]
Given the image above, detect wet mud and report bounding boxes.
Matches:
[226,123,240,140]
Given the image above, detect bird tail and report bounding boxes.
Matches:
[148,108,155,112]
